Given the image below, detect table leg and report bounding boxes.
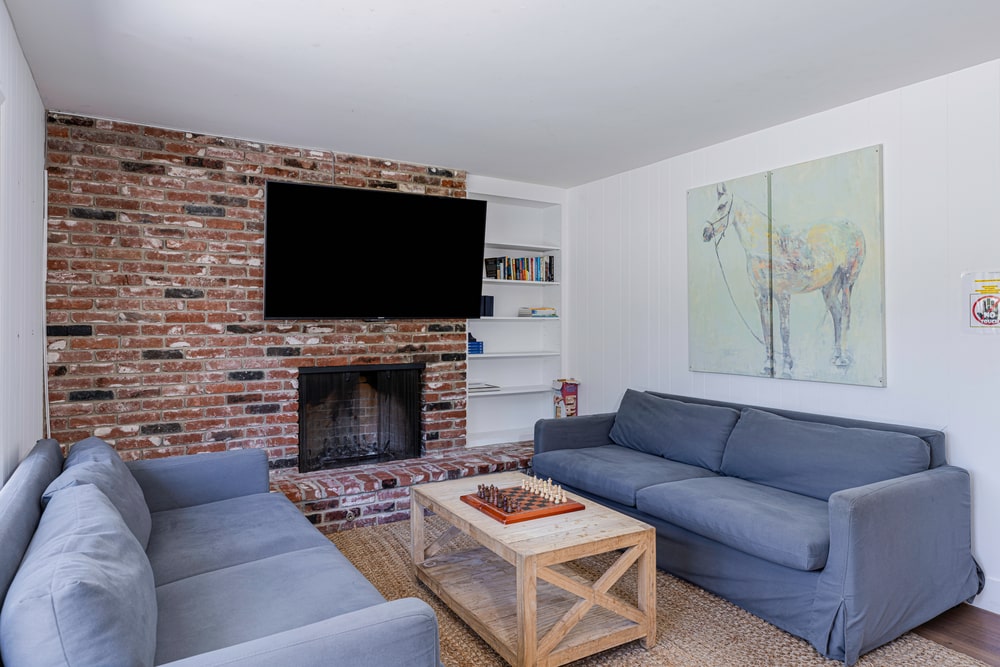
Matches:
[516,553,538,666]
[411,494,426,568]
[638,531,656,648]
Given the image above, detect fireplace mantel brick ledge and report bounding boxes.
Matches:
[270,441,534,533]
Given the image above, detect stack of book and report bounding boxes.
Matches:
[468,334,483,354]
[484,255,555,282]
[468,382,501,393]
[518,306,558,318]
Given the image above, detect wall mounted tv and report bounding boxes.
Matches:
[263,181,488,320]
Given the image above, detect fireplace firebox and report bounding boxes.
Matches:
[298,364,425,472]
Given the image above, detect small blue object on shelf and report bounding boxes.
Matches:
[468,333,484,354]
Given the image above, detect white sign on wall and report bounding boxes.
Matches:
[962,271,1000,333]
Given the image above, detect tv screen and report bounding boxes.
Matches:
[264,181,487,320]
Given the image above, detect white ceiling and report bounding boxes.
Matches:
[7,0,1000,188]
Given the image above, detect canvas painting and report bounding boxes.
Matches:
[687,145,885,387]
[687,172,771,378]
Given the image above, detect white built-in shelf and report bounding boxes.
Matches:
[467,384,552,397]
[466,428,535,447]
[476,316,560,321]
[484,241,560,253]
[466,175,566,448]
[483,278,561,287]
[469,351,559,359]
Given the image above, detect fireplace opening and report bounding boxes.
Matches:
[298,363,425,472]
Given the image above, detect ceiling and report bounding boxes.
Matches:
[7,1,1000,188]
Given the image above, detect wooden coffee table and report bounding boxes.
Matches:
[411,471,656,666]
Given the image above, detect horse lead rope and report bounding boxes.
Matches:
[709,197,766,347]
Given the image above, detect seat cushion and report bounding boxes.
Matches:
[609,389,740,471]
[154,544,386,664]
[146,492,333,585]
[0,484,157,667]
[636,476,830,570]
[721,408,932,500]
[532,444,718,507]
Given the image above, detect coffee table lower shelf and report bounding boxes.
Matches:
[415,545,647,666]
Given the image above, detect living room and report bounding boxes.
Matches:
[2,2,1000,665]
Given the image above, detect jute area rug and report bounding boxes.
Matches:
[330,517,985,667]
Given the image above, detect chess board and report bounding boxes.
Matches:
[460,485,585,525]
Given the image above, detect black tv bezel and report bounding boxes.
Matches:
[262,181,487,321]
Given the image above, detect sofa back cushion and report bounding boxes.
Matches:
[721,408,932,500]
[43,437,151,549]
[0,439,63,615]
[0,484,157,667]
[610,389,740,471]
[64,435,127,467]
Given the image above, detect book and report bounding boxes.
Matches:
[519,306,557,317]
[468,382,501,393]
[484,255,555,282]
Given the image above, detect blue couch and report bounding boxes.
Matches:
[0,437,440,667]
[532,390,985,665]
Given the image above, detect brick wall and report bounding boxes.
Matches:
[44,112,472,468]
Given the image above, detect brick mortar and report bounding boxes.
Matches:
[45,112,472,467]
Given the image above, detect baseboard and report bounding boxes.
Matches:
[973,574,1000,615]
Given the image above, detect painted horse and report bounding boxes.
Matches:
[702,183,866,378]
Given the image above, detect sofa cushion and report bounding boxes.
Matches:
[532,444,718,507]
[0,484,157,667]
[45,437,152,549]
[147,492,334,585]
[0,439,63,611]
[609,389,740,471]
[154,544,386,664]
[636,476,830,570]
[64,435,123,467]
[721,408,932,500]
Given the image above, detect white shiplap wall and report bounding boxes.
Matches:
[0,0,47,483]
[566,59,1000,613]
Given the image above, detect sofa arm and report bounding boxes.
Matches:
[810,465,984,665]
[156,597,440,667]
[533,412,617,453]
[126,449,270,512]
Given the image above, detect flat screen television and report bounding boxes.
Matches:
[263,181,488,320]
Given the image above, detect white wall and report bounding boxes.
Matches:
[0,0,46,483]
[565,59,1000,613]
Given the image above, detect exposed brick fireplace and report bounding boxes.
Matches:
[44,113,533,532]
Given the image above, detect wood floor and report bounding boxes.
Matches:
[914,603,1000,666]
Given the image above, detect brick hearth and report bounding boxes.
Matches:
[272,441,534,533]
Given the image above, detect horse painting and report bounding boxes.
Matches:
[701,182,866,378]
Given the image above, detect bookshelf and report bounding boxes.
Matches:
[465,176,567,447]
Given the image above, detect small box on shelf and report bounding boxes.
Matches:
[552,379,579,418]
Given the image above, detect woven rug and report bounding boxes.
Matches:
[330,518,985,667]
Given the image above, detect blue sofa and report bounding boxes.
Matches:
[532,390,985,665]
[0,437,440,667]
